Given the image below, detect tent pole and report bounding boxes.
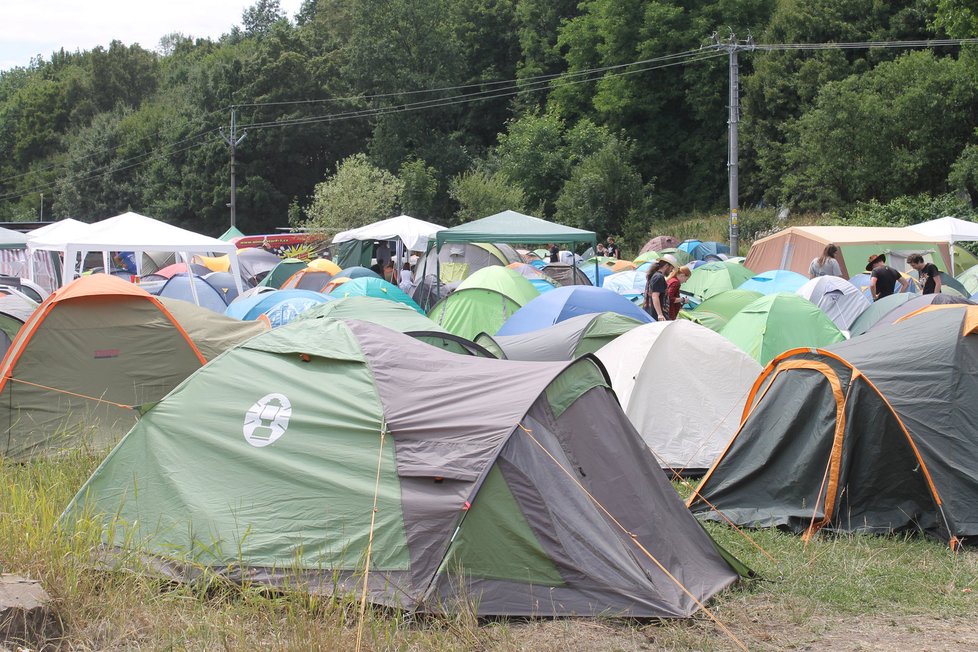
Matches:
[181,252,202,306]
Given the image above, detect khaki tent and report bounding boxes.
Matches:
[745,226,952,277]
[0,275,256,461]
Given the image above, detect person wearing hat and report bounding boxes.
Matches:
[867,253,909,301]
[643,253,678,320]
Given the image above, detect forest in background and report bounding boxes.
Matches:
[1,0,978,250]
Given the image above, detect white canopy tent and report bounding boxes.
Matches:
[909,216,978,273]
[30,212,244,299]
[331,214,444,269]
[332,214,445,251]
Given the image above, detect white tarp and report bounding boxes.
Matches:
[26,218,91,250]
[596,320,761,473]
[796,275,871,333]
[909,216,978,274]
[909,216,978,242]
[40,212,243,294]
[331,214,444,252]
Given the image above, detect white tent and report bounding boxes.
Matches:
[32,212,244,297]
[909,216,978,273]
[332,214,444,252]
[596,320,761,473]
[796,275,871,334]
[27,218,91,250]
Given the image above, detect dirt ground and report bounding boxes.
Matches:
[484,598,978,651]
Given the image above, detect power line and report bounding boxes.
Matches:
[1,50,722,203]
[232,46,711,109]
[4,36,978,205]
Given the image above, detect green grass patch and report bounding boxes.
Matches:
[4,452,978,650]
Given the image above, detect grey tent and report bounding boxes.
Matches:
[63,318,741,616]
[688,304,978,548]
[476,312,643,361]
[540,262,592,287]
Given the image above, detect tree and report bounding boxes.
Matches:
[243,0,285,37]
[399,158,439,219]
[949,144,978,207]
[780,51,978,209]
[554,140,652,246]
[302,154,404,234]
[741,0,939,206]
[449,169,528,224]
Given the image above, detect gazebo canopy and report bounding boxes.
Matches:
[436,210,596,248]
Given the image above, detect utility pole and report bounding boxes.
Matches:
[713,33,754,256]
[39,193,43,221]
[220,106,248,229]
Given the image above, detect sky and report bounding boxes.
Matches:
[0,0,306,71]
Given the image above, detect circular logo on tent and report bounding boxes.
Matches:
[243,393,292,447]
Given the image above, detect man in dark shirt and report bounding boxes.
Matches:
[605,237,620,259]
[907,253,942,294]
[548,243,559,263]
[866,253,909,300]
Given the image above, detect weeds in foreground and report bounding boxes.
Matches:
[3,452,978,650]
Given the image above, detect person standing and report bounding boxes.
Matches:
[398,262,414,293]
[549,243,559,263]
[666,265,692,320]
[809,244,842,278]
[606,237,621,259]
[866,253,909,301]
[907,254,942,295]
[643,254,677,321]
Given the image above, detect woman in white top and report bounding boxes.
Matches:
[398,262,414,293]
[809,244,842,278]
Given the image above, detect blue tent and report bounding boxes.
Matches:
[330,266,382,281]
[225,289,332,326]
[329,277,424,313]
[496,286,652,336]
[582,264,614,287]
[203,272,241,304]
[738,270,809,295]
[155,274,229,313]
[603,270,646,299]
[690,241,730,260]
[677,240,702,257]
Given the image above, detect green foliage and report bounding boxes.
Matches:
[302,153,404,234]
[949,144,978,207]
[2,0,978,237]
[835,193,974,227]
[780,51,978,209]
[554,140,652,247]
[399,158,439,220]
[741,0,939,206]
[449,169,528,224]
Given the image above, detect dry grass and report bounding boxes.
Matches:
[3,452,978,650]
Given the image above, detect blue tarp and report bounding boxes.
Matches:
[496,286,652,336]
[225,289,331,326]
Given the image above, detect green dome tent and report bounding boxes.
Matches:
[719,292,845,366]
[62,318,742,617]
[258,258,306,289]
[679,289,762,332]
[682,261,754,303]
[427,266,539,340]
[475,312,643,361]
